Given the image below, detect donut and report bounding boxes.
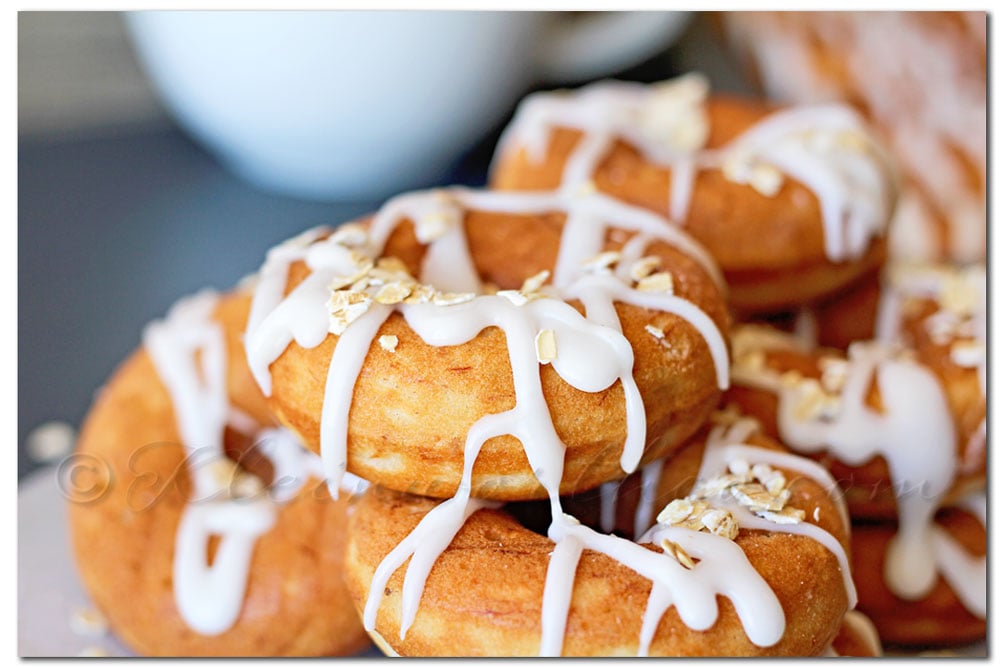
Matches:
[68,289,370,656]
[758,261,987,478]
[717,12,986,264]
[345,413,857,656]
[244,187,730,501]
[488,74,897,313]
[850,496,986,647]
[724,323,985,627]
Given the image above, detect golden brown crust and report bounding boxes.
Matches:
[267,211,729,501]
[491,97,889,313]
[345,429,852,656]
[851,508,986,647]
[67,291,369,657]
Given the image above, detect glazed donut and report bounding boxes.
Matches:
[724,323,985,627]
[764,262,987,477]
[489,74,896,313]
[244,187,730,501]
[345,413,856,656]
[850,497,986,647]
[68,290,370,656]
[717,12,986,264]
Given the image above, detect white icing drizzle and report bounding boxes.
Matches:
[598,480,620,534]
[731,325,959,602]
[364,412,854,656]
[721,12,985,263]
[633,458,665,539]
[142,290,341,635]
[692,419,856,609]
[245,187,730,498]
[874,262,986,475]
[227,187,861,655]
[929,492,987,618]
[493,74,893,263]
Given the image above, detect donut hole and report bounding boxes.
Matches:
[223,425,275,487]
[503,499,552,537]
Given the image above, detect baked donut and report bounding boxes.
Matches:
[68,290,370,656]
[244,187,730,501]
[717,12,986,264]
[850,496,986,647]
[764,261,987,477]
[489,74,897,313]
[725,323,985,628]
[345,413,857,656]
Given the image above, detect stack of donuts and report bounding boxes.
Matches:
[68,66,985,656]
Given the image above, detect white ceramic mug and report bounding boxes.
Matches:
[125,10,690,200]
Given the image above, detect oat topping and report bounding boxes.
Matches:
[629,256,661,282]
[722,154,785,197]
[818,356,849,393]
[658,457,807,537]
[379,335,399,352]
[659,538,697,569]
[432,292,476,306]
[521,270,551,295]
[645,324,665,340]
[495,270,548,306]
[374,282,413,305]
[327,290,374,335]
[636,271,675,294]
[497,290,531,306]
[324,238,478,334]
[790,377,842,421]
[638,74,710,155]
[326,253,375,292]
[535,329,558,364]
[657,498,739,540]
[581,250,621,274]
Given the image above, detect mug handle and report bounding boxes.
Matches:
[536,11,692,82]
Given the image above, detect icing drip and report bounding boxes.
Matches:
[732,326,958,602]
[875,263,986,474]
[930,492,987,618]
[143,291,338,635]
[245,187,730,495]
[722,12,985,263]
[633,458,665,539]
[494,75,893,262]
[364,411,854,655]
[598,480,620,534]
